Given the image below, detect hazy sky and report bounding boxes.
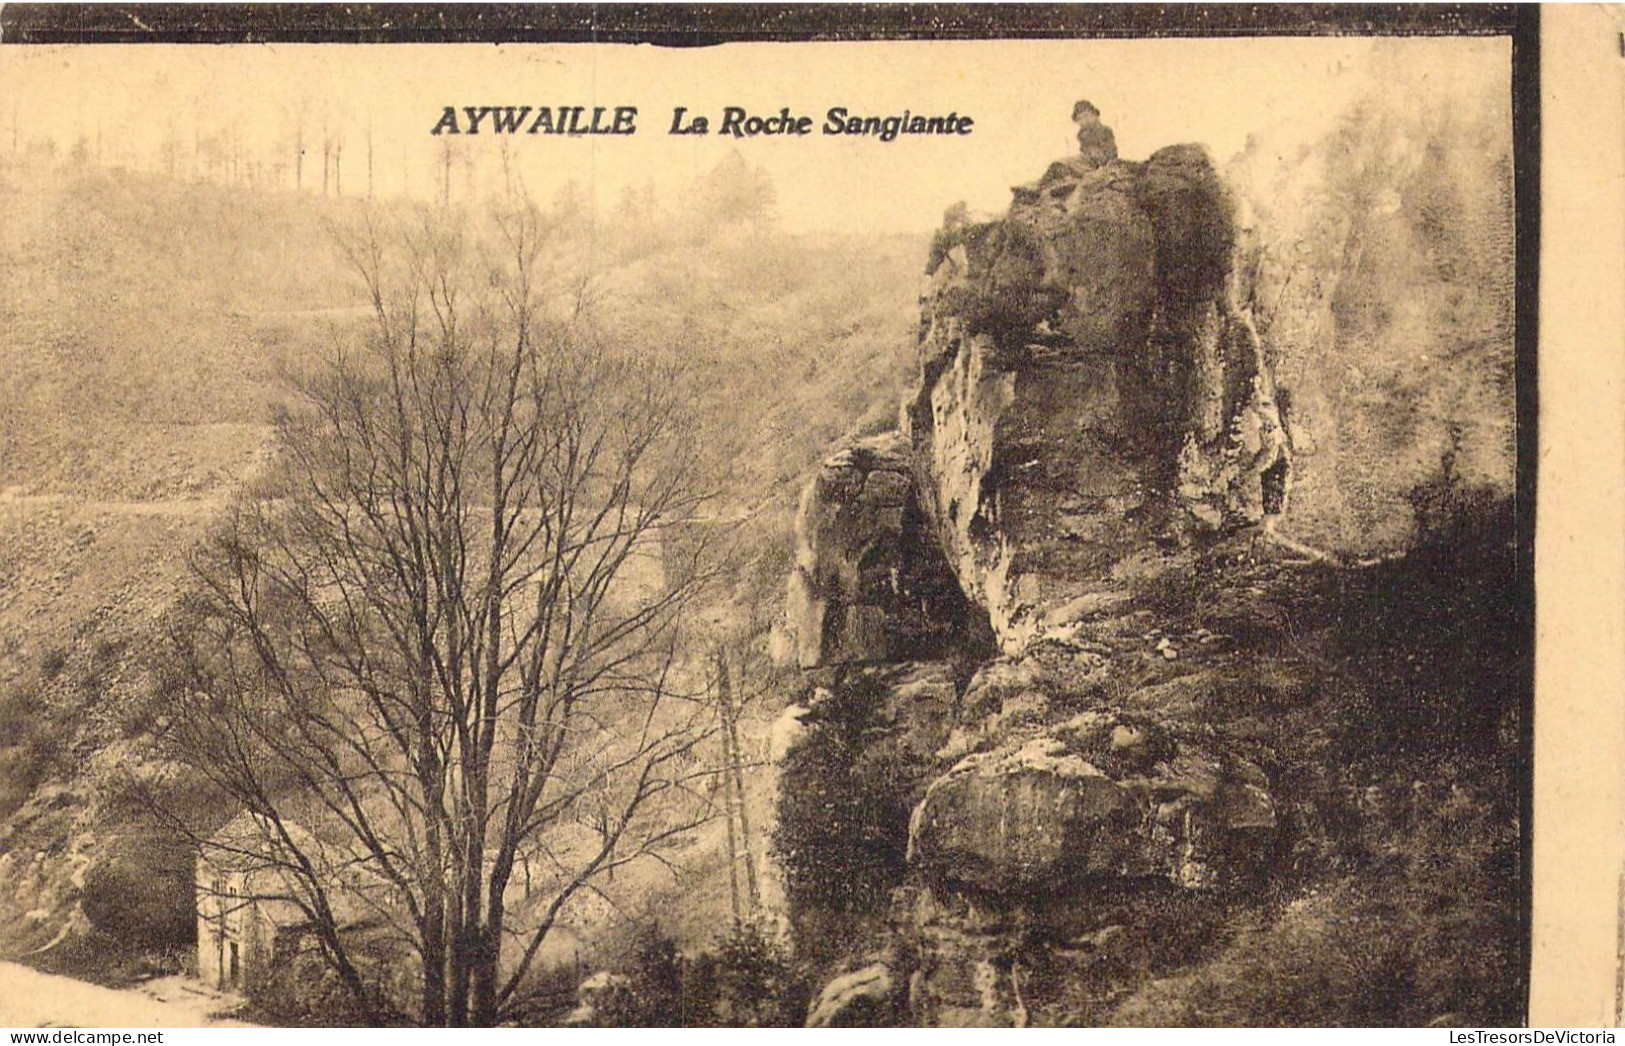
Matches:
[0,37,1508,233]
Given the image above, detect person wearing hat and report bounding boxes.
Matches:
[1017,100,1121,203]
[1072,100,1118,169]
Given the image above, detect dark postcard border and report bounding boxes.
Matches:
[1511,3,1539,1023]
[1,4,1517,45]
[0,0,1541,1026]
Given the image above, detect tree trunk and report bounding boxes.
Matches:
[720,656,743,922]
[722,666,760,910]
[717,650,759,912]
[469,910,502,1026]
[723,755,742,920]
[447,899,469,1026]
[420,689,450,1027]
[421,894,447,1026]
[472,827,519,1026]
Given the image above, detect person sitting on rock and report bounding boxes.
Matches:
[1016,100,1121,203]
[1071,99,1118,168]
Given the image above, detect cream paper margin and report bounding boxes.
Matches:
[1531,2,1625,1030]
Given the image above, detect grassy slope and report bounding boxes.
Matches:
[0,157,369,965]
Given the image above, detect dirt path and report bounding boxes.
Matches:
[0,492,227,517]
[0,963,254,1028]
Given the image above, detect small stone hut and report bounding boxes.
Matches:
[195,812,324,992]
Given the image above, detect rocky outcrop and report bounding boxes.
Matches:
[784,433,975,668]
[908,146,1287,656]
[786,134,1294,1025]
[799,659,960,791]
[864,661,960,765]
[786,98,1519,1026]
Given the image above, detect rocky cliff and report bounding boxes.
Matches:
[782,102,1520,1027]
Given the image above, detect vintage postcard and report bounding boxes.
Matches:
[0,4,1594,1030]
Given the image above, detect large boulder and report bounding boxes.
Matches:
[908,730,1275,894]
[806,961,895,1027]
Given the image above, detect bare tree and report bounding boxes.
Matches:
[437,137,456,209]
[159,201,722,1026]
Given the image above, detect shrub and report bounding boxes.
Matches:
[0,680,65,818]
[39,645,68,682]
[680,920,805,1027]
[597,920,683,1026]
[79,848,195,950]
[773,674,914,933]
[505,961,579,1027]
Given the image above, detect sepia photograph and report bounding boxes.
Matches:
[0,5,1545,1029]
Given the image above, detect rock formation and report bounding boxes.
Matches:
[805,961,895,1027]
[910,137,1288,655]
[783,431,980,668]
[782,104,1520,1027]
